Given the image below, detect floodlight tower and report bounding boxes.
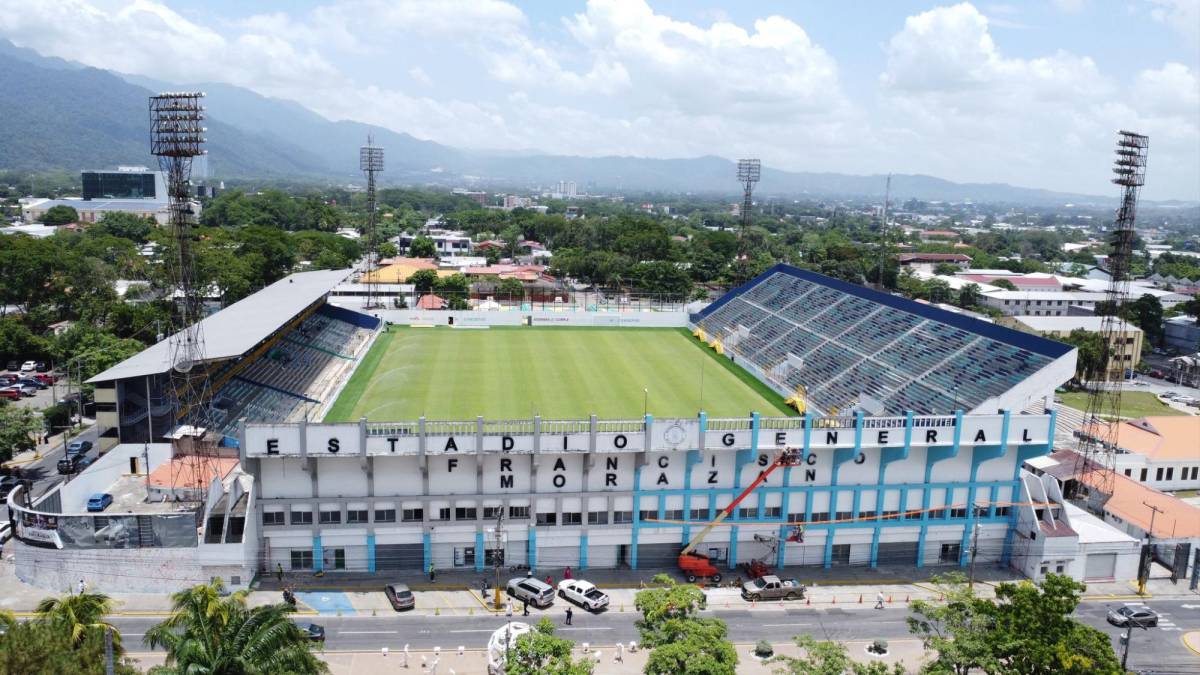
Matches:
[1071,130,1149,509]
[733,159,761,284]
[150,92,215,474]
[360,137,385,310]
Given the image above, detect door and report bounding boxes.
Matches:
[537,546,579,570]
[636,543,681,568]
[830,543,851,566]
[1084,552,1116,580]
[876,541,918,566]
[375,544,424,571]
[586,545,620,569]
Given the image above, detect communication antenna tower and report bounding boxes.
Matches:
[360,138,385,309]
[1070,130,1149,509]
[150,92,217,492]
[733,158,761,284]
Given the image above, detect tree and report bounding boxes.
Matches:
[94,211,154,243]
[505,618,594,675]
[495,277,526,301]
[410,236,437,258]
[933,263,961,276]
[435,273,471,310]
[633,574,707,644]
[42,204,78,226]
[407,269,439,293]
[1058,329,1106,381]
[772,635,906,675]
[0,403,42,462]
[924,278,953,304]
[642,617,738,675]
[991,278,1017,291]
[0,608,138,675]
[145,580,328,675]
[378,241,398,259]
[35,591,119,647]
[1179,294,1200,326]
[957,282,981,309]
[907,573,998,675]
[1127,294,1164,346]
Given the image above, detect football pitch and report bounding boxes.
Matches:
[324,327,792,422]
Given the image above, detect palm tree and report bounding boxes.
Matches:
[146,579,328,675]
[34,590,120,648]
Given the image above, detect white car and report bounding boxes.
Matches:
[19,361,36,372]
[557,579,609,611]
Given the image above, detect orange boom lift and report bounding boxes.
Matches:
[677,447,805,583]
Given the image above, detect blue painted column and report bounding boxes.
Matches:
[1003,409,1056,564]
[778,467,792,570]
[367,533,377,573]
[580,533,589,570]
[475,530,485,573]
[871,411,913,568]
[960,410,1010,567]
[631,463,643,570]
[681,412,707,545]
[916,411,963,568]
[728,412,760,570]
[529,527,538,571]
[422,530,431,575]
[824,413,863,569]
[313,535,324,572]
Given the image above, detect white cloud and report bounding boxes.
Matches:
[408,66,432,87]
[1146,0,1200,47]
[1051,0,1086,13]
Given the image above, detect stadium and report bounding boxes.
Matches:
[12,263,1106,592]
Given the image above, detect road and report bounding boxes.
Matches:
[106,598,1200,670]
[1,423,100,525]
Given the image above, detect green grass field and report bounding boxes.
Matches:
[324,327,792,421]
[1058,391,1187,419]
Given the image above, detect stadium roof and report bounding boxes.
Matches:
[88,268,351,383]
[1011,316,1141,333]
[26,198,167,211]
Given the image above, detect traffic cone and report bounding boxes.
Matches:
[858,594,863,604]
[888,596,893,604]
[806,598,811,606]
[831,596,836,604]
[904,595,909,603]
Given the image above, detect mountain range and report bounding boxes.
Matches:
[0,39,1155,206]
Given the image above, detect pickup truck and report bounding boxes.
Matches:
[741,575,806,601]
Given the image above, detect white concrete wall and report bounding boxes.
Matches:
[378,310,690,327]
[15,540,211,593]
[55,443,174,513]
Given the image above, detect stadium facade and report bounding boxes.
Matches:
[13,263,1116,591]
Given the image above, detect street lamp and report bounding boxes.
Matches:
[643,388,648,417]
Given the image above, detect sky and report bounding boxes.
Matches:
[1,0,1198,200]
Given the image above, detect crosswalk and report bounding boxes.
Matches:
[1121,602,1183,631]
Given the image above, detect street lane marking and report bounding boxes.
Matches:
[559,627,612,632]
[762,623,813,627]
[449,629,500,633]
[340,631,399,635]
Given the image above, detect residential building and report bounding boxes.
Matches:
[896,253,972,272]
[998,315,1142,379]
[1076,417,1200,492]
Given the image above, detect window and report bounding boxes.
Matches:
[736,507,756,520]
[400,508,422,522]
[455,507,478,521]
[950,508,967,519]
[613,511,633,524]
[290,550,313,570]
[483,506,503,520]
[1055,562,1065,574]
[536,512,557,526]
[810,512,829,524]
[835,511,852,523]
[1140,468,1148,482]
[588,511,608,525]
[973,505,990,517]
[904,509,922,520]
[787,513,805,524]
[940,543,960,563]
[433,507,450,522]
[347,509,368,524]
[1166,468,1174,481]
[562,512,582,525]
[508,505,530,520]
[664,509,684,521]
[262,511,284,526]
[1156,467,1164,481]
[881,510,899,520]
[639,510,658,522]
[291,510,313,525]
[859,510,877,520]
[375,508,397,523]
[319,510,341,525]
[1039,564,1048,575]
[928,509,946,520]
[690,508,708,521]
[1124,468,1132,477]
[994,506,1011,518]
[763,506,782,519]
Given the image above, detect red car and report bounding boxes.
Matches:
[0,387,22,401]
[33,373,57,386]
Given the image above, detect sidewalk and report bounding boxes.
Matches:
[124,638,931,674]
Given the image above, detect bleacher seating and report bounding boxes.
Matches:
[208,305,377,436]
[694,268,1059,415]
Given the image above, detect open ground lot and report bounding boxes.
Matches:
[325,326,791,421]
[1058,390,1188,418]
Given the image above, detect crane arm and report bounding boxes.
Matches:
[681,448,802,555]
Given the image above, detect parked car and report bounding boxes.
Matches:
[57,455,93,475]
[13,383,37,397]
[506,577,555,608]
[1107,606,1158,627]
[34,362,48,372]
[0,387,21,401]
[557,580,609,611]
[16,378,47,390]
[294,621,325,642]
[66,440,93,457]
[33,373,56,386]
[86,493,114,512]
[385,583,415,611]
[0,374,17,385]
[5,360,19,372]
[19,361,36,372]
[1149,369,1165,378]
[0,476,19,500]
[741,575,806,601]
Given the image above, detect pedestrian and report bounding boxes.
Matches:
[526,569,533,579]
[276,562,283,582]
[874,591,884,609]
[429,561,436,582]
[77,578,85,595]
[565,606,573,626]
[616,642,625,663]
[522,599,529,616]
[546,575,554,587]
[564,566,572,580]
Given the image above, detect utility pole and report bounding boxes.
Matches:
[1120,616,1148,671]
[1138,501,1164,594]
[105,626,115,675]
[967,522,982,589]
